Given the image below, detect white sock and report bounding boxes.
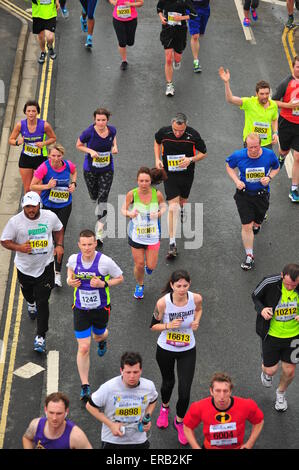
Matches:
[170,238,176,245]
[245,249,253,257]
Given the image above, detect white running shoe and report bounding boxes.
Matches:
[261,371,273,388]
[173,60,181,70]
[274,389,288,412]
[55,271,62,287]
[95,220,104,242]
[165,82,175,97]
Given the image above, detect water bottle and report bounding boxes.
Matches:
[138,413,151,432]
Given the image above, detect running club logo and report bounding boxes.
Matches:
[215,412,232,424]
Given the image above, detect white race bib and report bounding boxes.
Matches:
[92,152,111,168]
[253,121,270,139]
[274,301,297,322]
[24,142,41,157]
[168,11,181,25]
[79,290,101,309]
[117,5,132,18]
[167,154,186,172]
[29,233,48,255]
[48,187,69,203]
[245,167,265,182]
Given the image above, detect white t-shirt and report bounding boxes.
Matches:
[91,376,158,445]
[66,253,123,279]
[1,209,63,277]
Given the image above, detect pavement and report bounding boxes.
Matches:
[0,0,299,453]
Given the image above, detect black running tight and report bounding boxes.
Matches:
[244,0,259,10]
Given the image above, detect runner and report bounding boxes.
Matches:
[76,108,118,248]
[86,352,158,449]
[150,270,202,445]
[157,0,197,96]
[9,100,56,193]
[0,192,64,353]
[31,0,59,63]
[30,143,77,288]
[109,0,144,70]
[154,113,207,259]
[187,0,210,73]
[59,0,69,18]
[79,0,99,48]
[23,392,92,448]
[243,0,259,27]
[225,133,280,270]
[66,229,123,402]
[272,55,299,202]
[183,372,264,449]
[218,68,278,150]
[252,264,299,412]
[285,0,299,28]
[122,167,167,299]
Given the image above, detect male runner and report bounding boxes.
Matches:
[187,0,210,73]
[32,0,59,63]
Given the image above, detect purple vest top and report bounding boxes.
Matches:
[34,417,75,449]
[20,118,46,156]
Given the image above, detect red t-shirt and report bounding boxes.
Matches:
[183,396,264,449]
[273,75,299,124]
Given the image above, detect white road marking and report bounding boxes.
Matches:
[13,362,45,379]
[47,350,59,395]
[285,151,293,179]
[0,340,4,364]
[234,0,256,44]
[260,0,286,6]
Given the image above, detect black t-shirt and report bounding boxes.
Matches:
[157,0,198,26]
[155,125,207,176]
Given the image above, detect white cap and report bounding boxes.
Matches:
[22,191,41,207]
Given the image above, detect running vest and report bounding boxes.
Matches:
[34,417,75,449]
[41,160,72,209]
[32,0,57,19]
[73,252,110,310]
[20,118,47,157]
[268,284,299,338]
[128,187,160,246]
[157,292,196,352]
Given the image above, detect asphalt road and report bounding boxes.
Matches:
[1,0,299,450]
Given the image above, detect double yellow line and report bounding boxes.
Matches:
[282,26,298,72]
[0,1,54,449]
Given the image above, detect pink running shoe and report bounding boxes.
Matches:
[174,418,188,445]
[243,17,250,27]
[156,406,169,428]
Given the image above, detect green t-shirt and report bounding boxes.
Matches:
[240,96,278,146]
[268,284,299,338]
[32,0,57,20]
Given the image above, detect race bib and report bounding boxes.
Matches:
[167,154,186,172]
[166,331,191,347]
[92,152,111,168]
[274,301,297,322]
[79,290,101,309]
[29,234,48,255]
[40,0,51,4]
[292,107,299,116]
[168,11,181,25]
[115,397,142,424]
[210,422,237,446]
[24,142,41,157]
[117,5,132,18]
[253,121,270,139]
[245,167,265,182]
[48,187,69,203]
[136,225,157,237]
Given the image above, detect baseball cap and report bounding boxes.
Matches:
[22,191,41,208]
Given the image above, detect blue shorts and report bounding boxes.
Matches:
[188,6,210,36]
[79,0,98,19]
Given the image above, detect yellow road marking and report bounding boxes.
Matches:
[0,0,32,21]
[282,27,293,71]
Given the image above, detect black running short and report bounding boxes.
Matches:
[160,25,187,54]
[278,116,299,152]
[233,189,269,225]
[113,18,137,47]
[18,152,47,170]
[262,334,299,367]
[73,306,110,338]
[32,17,56,35]
[164,172,194,200]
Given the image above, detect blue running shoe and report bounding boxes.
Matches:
[61,7,69,18]
[34,335,46,353]
[97,340,107,357]
[145,266,153,275]
[80,15,88,33]
[85,35,93,48]
[289,189,299,202]
[80,384,91,402]
[250,7,258,21]
[134,284,144,299]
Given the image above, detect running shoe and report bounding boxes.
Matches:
[97,340,107,357]
[61,7,69,18]
[34,335,46,353]
[241,254,254,270]
[134,284,144,299]
[275,389,287,412]
[55,271,62,287]
[27,302,37,320]
[80,384,91,402]
[120,61,128,70]
[85,35,93,48]
[250,7,258,21]
[289,189,299,202]
[243,17,251,27]
[261,371,273,388]
[173,60,181,70]
[278,154,286,168]
[173,418,188,445]
[38,51,46,64]
[80,15,88,32]
[253,225,260,235]
[165,82,175,97]
[95,220,104,243]
[166,243,178,259]
[193,59,202,73]
[180,208,187,223]
[48,47,57,60]
[156,406,169,428]
[145,266,153,275]
[286,16,294,28]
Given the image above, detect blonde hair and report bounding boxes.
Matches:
[48,143,65,156]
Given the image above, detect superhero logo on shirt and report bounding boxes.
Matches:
[215,412,232,424]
